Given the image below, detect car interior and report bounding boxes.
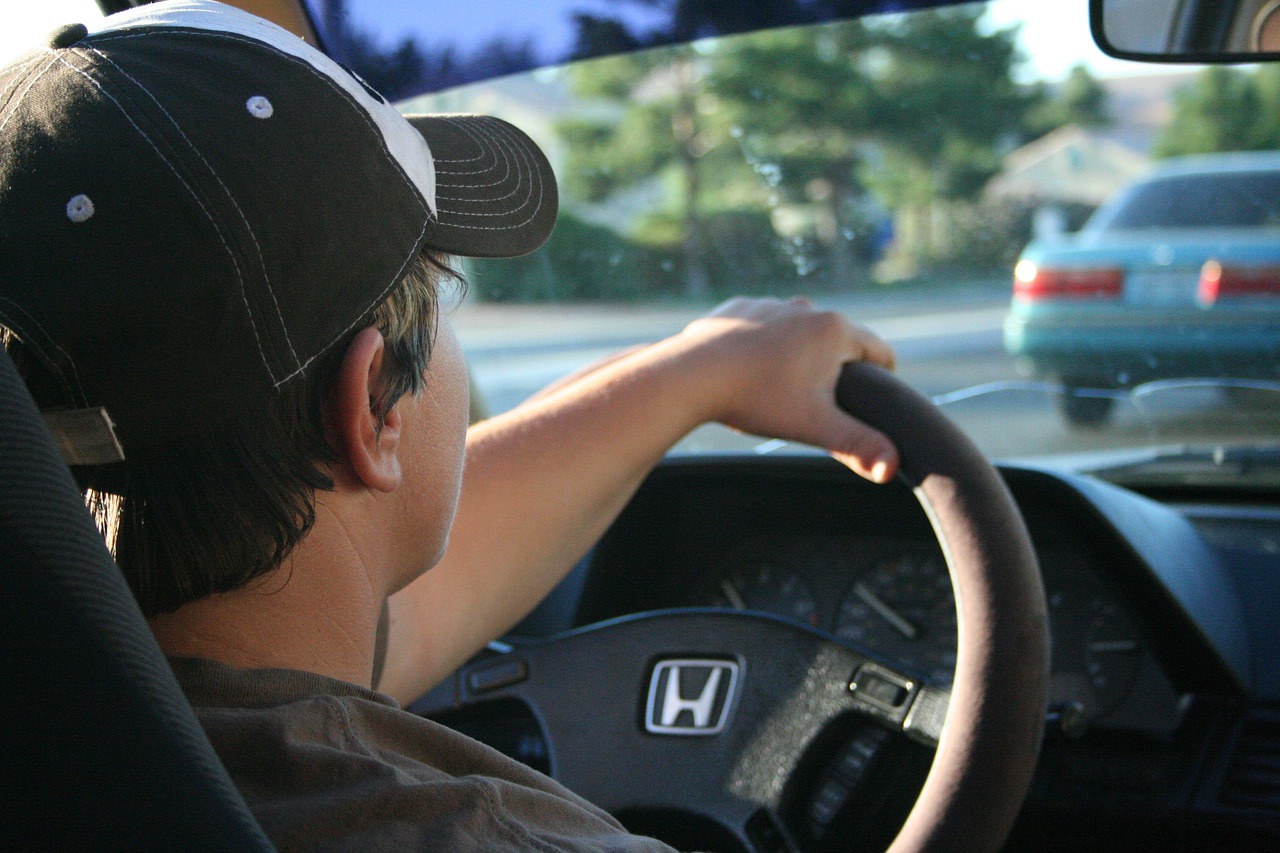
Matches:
[2,0,1279,851]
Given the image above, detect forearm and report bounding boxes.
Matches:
[379,336,715,702]
[377,299,898,704]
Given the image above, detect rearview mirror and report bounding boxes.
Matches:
[1092,0,1280,62]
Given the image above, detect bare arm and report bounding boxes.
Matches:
[377,298,898,703]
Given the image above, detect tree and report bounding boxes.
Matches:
[1059,64,1112,128]
[314,0,541,99]
[1027,63,1112,137]
[1154,67,1261,157]
[866,8,1036,263]
[555,8,1038,294]
[1252,65,1280,149]
[559,47,729,298]
[705,20,885,286]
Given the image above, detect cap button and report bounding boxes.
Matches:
[46,23,89,50]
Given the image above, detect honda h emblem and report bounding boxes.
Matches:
[645,659,740,736]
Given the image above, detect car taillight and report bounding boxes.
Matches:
[1198,261,1280,305]
[1013,261,1123,301]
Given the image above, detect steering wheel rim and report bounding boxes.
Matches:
[837,363,1049,851]
[429,363,1049,852]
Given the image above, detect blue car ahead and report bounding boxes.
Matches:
[1004,152,1280,425]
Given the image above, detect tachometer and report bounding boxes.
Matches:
[710,562,819,628]
[1047,582,1143,719]
[834,550,956,684]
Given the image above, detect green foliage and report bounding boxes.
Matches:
[705,23,880,202]
[1253,65,1280,149]
[700,208,836,295]
[467,207,824,303]
[871,8,1034,201]
[558,48,687,203]
[1027,64,1113,137]
[466,213,668,302]
[1060,64,1113,128]
[941,197,1096,270]
[490,9,1045,303]
[1155,66,1269,157]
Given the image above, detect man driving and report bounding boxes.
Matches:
[0,1,898,848]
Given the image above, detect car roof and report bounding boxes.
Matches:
[1145,150,1280,178]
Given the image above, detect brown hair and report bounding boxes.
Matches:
[7,253,461,617]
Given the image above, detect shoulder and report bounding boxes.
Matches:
[177,660,675,852]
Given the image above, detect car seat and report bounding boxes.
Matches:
[0,347,274,851]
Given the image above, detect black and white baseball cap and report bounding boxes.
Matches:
[0,0,557,463]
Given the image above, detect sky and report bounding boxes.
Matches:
[982,0,1181,82]
[1,0,104,65]
[0,0,1180,81]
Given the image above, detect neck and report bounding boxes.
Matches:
[149,502,387,689]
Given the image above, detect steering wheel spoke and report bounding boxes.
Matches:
[439,610,934,850]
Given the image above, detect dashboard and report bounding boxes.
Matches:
[460,455,1280,850]
[589,507,1176,732]
[570,458,1232,734]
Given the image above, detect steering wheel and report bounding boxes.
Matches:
[421,363,1049,852]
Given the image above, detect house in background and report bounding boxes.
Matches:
[987,125,1150,238]
[986,71,1191,239]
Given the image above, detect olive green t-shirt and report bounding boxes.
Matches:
[171,658,676,852]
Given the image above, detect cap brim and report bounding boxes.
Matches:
[407,114,558,259]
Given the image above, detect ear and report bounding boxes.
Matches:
[328,326,403,493]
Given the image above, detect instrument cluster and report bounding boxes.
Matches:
[692,533,1167,726]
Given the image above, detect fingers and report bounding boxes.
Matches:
[807,302,893,372]
[678,296,902,484]
[809,401,900,485]
[701,296,895,372]
[852,323,895,371]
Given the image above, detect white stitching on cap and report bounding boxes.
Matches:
[433,122,511,186]
[84,44,300,372]
[0,55,93,407]
[245,95,273,118]
[433,118,500,176]
[0,297,89,408]
[430,134,486,166]
[0,55,59,138]
[435,116,519,188]
[97,29,432,217]
[0,54,48,110]
[94,28,433,377]
[270,217,432,389]
[0,54,49,98]
[433,118,514,193]
[88,5,438,209]
[52,51,276,383]
[437,118,533,198]
[95,29,430,216]
[433,119,548,231]
[66,194,95,222]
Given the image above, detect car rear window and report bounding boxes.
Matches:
[1099,170,1280,230]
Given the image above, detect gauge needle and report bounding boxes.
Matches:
[854,582,919,640]
[720,579,747,610]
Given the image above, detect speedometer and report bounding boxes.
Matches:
[834,550,956,684]
[709,562,819,629]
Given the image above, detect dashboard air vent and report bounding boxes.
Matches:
[1220,715,1280,813]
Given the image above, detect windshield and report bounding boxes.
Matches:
[342,0,1280,486]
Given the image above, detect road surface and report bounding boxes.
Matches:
[452,291,1280,462]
